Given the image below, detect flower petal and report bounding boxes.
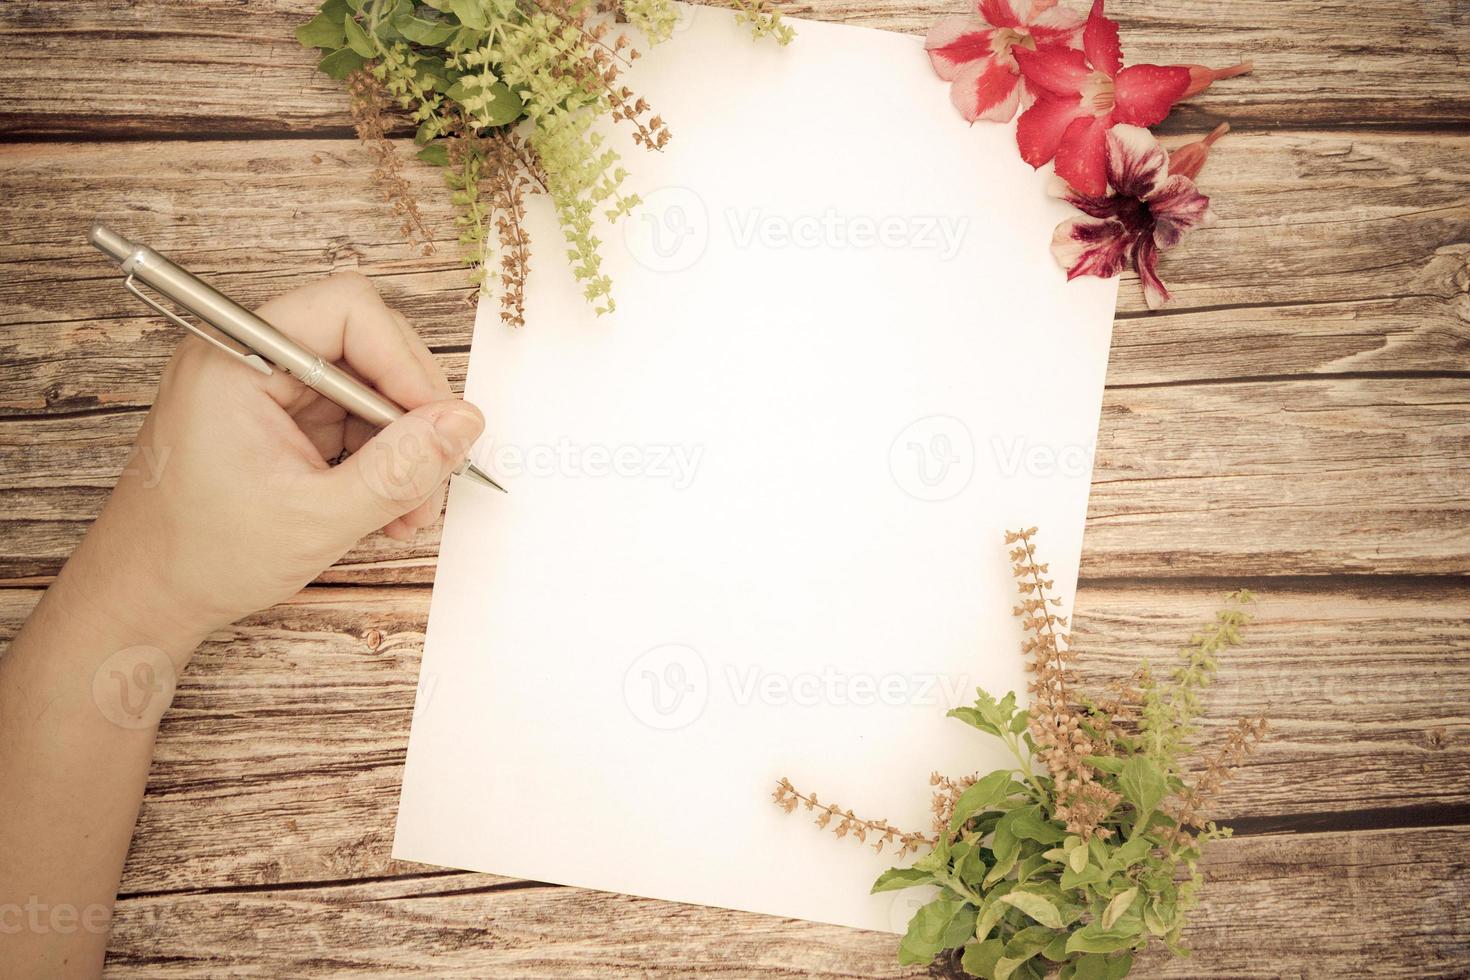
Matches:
[1147,174,1215,249]
[1131,235,1171,309]
[1052,215,1132,280]
[1012,43,1091,98]
[1029,4,1085,46]
[1082,0,1122,77]
[1103,123,1168,199]
[951,58,1023,122]
[1112,63,1190,126]
[1016,95,1088,167]
[978,0,1026,29]
[1048,173,1129,218]
[1054,112,1112,197]
[925,16,996,81]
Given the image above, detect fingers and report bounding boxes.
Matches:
[254,271,451,413]
[307,398,485,541]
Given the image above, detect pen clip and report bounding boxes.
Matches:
[123,274,273,377]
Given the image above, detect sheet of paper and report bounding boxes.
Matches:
[393,5,1118,933]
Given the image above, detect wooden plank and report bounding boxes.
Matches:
[2,130,1467,422]
[100,826,1470,977]
[2,0,1467,137]
[2,372,1465,581]
[2,581,1465,894]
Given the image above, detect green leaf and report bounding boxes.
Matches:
[1059,863,1105,891]
[342,15,376,57]
[961,939,1005,978]
[1041,932,1070,962]
[997,890,1064,929]
[1083,755,1125,775]
[448,0,489,29]
[1009,805,1066,845]
[1101,887,1138,930]
[296,7,347,50]
[415,143,450,166]
[1068,842,1090,874]
[1066,922,1140,955]
[984,825,1020,888]
[871,867,936,894]
[897,896,976,967]
[1105,836,1153,873]
[995,955,1035,980]
[1106,953,1134,979]
[395,11,459,44]
[1119,756,1167,820]
[1016,852,1053,884]
[1071,954,1111,980]
[948,771,1014,834]
[317,46,367,79]
[1004,926,1058,959]
[973,895,1009,944]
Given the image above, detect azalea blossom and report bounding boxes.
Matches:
[1050,124,1215,309]
[925,0,1084,123]
[1012,0,1246,196]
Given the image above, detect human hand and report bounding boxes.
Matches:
[62,270,484,653]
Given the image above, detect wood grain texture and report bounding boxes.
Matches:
[3,0,1469,973]
[2,582,1465,896]
[100,827,1470,978]
[1,0,1467,137]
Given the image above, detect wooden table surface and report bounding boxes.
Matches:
[2,0,1468,976]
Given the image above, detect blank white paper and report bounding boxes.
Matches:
[393,4,1118,934]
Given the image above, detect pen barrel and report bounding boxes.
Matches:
[122,246,403,428]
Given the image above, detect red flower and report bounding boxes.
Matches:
[925,0,1084,123]
[1012,0,1192,196]
[1050,124,1214,309]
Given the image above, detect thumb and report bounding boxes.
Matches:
[318,399,485,538]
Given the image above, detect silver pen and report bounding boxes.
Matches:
[88,222,505,493]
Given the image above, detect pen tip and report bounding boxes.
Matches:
[461,461,509,494]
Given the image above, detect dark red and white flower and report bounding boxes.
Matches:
[1012,0,1246,196]
[925,0,1084,123]
[1050,124,1215,309]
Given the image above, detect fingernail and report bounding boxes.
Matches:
[434,407,483,456]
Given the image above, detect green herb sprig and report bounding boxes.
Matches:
[297,0,792,324]
[775,529,1268,979]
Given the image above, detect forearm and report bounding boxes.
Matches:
[0,526,204,978]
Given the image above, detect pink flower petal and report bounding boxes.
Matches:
[1082,0,1122,78]
[1013,44,1091,99]
[1028,0,1059,14]
[1147,174,1215,249]
[1112,63,1190,127]
[951,58,1023,122]
[1054,112,1112,197]
[1131,235,1171,308]
[1016,95,1088,168]
[1029,5,1086,46]
[1052,216,1131,280]
[978,0,1025,29]
[1103,123,1168,199]
[925,16,996,81]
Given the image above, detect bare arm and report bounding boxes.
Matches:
[0,272,485,976]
